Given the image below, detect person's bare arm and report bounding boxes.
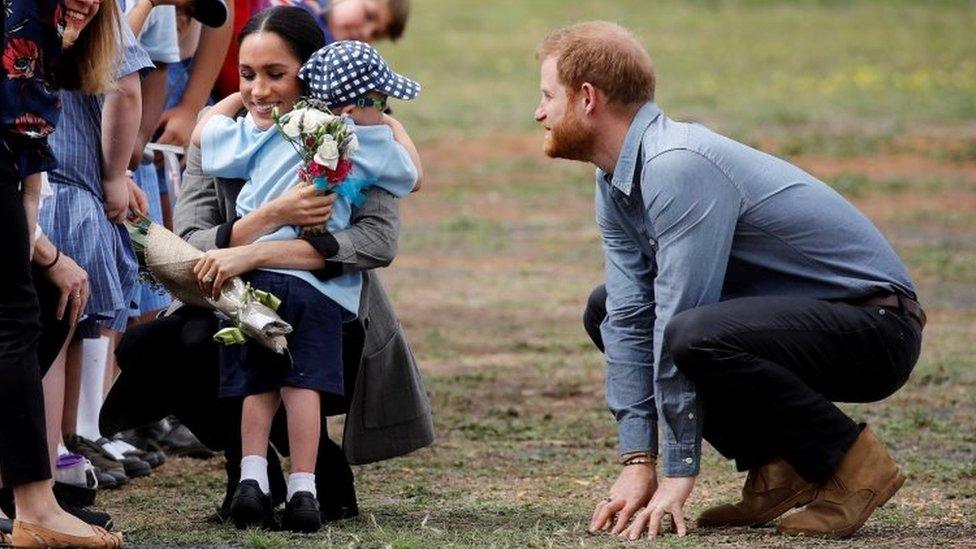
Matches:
[21,172,42,259]
[130,65,170,170]
[102,72,143,223]
[125,0,154,35]
[383,114,423,191]
[227,185,337,247]
[157,0,234,149]
[193,239,329,299]
[190,92,242,146]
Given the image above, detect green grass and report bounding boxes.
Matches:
[99,0,976,546]
[381,0,976,153]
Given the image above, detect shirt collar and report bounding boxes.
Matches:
[604,101,661,196]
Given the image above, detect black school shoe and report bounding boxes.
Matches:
[321,496,359,523]
[229,480,276,530]
[282,492,321,534]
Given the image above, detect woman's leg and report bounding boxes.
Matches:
[60,339,83,437]
[0,179,91,537]
[42,330,74,473]
[279,388,320,475]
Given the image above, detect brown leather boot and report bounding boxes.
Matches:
[697,457,816,528]
[778,426,905,538]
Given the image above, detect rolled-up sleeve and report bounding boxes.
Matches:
[596,180,659,457]
[644,149,741,476]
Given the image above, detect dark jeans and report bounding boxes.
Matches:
[0,178,49,488]
[107,306,360,509]
[583,284,922,483]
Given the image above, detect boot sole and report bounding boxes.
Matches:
[697,486,817,529]
[750,486,818,528]
[779,469,906,538]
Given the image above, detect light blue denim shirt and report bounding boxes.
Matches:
[597,102,915,477]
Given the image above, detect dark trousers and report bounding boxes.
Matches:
[0,178,49,488]
[583,284,922,483]
[107,306,360,510]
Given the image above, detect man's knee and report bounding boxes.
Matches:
[665,307,720,377]
[582,284,607,353]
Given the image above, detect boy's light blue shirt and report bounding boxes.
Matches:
[201,113,416,316]
[598,102,916,477]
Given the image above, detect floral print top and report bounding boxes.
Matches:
[1,0,65,180]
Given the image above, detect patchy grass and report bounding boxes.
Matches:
[99,0,975,546]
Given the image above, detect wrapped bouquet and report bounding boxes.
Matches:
[126,214,292,354]
[273,99,366,234]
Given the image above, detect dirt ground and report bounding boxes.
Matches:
[101,130,976,547]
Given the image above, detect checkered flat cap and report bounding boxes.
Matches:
[299,41,421,107]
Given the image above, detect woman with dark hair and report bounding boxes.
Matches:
[0,0,124,546]
[107,4,433,534]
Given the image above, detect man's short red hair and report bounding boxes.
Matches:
[537,21,655,107]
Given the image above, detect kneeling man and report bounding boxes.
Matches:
[535,21,924,540]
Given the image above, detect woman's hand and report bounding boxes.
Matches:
[193,246,259,300]
[44,253,90,326]
[267,184,337,228]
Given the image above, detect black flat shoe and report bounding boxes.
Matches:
[282,492,321,533]
[229,480,276,530]
[60,502,114,531]
[53,481,96,508]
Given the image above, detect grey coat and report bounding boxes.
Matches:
[171,141,434,464]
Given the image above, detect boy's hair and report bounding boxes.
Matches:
[536,21,655,107]
[384,0,411,42]
[61,0,121,94]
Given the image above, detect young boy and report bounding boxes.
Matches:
[192,39,421,532]
[269,0,411,43]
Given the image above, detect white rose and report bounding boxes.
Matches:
[281,115,302,139]
[302,109,335,131]
[313,139,340,169]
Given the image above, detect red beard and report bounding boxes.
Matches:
[543,104,595,162]
[3,37,40,79]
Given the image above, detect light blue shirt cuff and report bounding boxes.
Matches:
[661,441,701,477]
[617,417,658,456]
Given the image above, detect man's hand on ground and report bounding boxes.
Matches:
[588,463,657,535]
[621,475,696,540]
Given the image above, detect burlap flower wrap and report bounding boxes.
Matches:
[133,220,292,354]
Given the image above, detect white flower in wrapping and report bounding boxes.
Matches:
[344,133,359,156]
[314,139,340,169]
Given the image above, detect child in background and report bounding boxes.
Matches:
[192,39,422,533]
[267,0,411,43]
[121,0,182,322]
[212,0,411,99]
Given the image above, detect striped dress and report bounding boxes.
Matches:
[38,19,153,334]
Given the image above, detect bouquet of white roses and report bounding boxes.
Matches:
[273,99,361,234]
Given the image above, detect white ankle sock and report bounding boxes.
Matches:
[287,472,316,502]
[240,455,270,494]
[76,337,108,441]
